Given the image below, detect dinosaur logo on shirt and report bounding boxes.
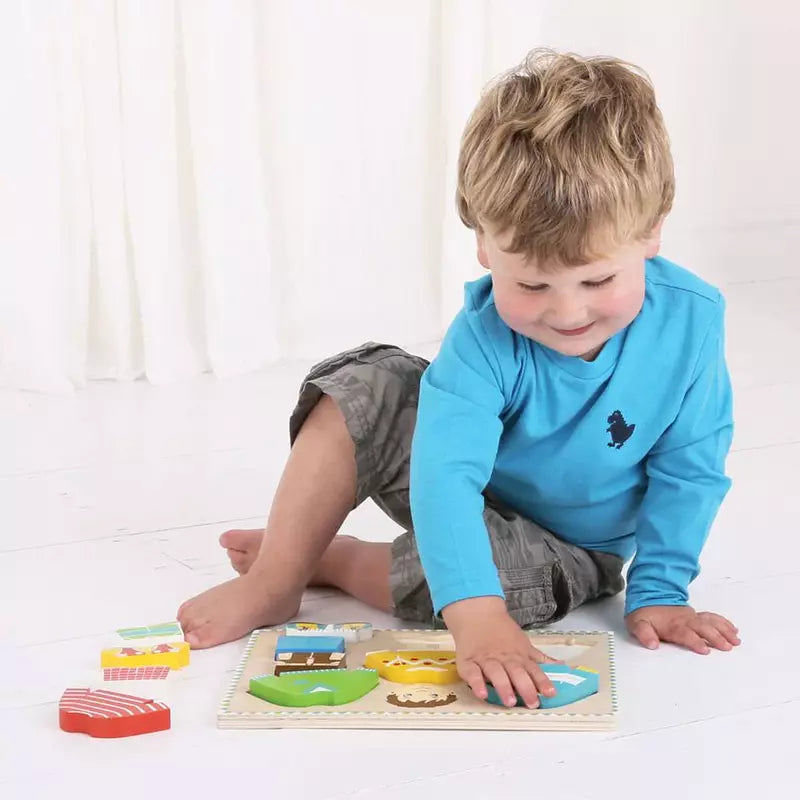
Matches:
[607,410,635,449]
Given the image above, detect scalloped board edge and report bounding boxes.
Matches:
[217,628,617,730]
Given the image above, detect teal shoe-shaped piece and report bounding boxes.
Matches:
[486,665,599,709]
[249,668,379,707]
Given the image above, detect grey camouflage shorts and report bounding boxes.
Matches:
[289,342,625,629]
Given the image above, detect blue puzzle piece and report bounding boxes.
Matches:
[274,635,345,657]
[486,665,599,709]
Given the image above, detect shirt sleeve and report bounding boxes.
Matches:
[624,299,734,615]
[409,305,510,615]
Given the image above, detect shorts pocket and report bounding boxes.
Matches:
[499,565,558,627]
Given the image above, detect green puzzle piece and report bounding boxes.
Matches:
[117,622,183,639]
[249,668,379,707]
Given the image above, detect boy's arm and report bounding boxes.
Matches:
[409,308,507,613]
[625,299,737,648]
[410,307,560,706]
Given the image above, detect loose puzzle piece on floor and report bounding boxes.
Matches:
[485,664,600,709]
[103,666,171,681]
[101,642,190,670]
[274,650,346,675]
[363,649,459,684]
[274,635,345,657]
[285,622,373,642]
[219,628,618,730]
[59,688,170,738]
[249,669,379,707]
[116,621,183,640]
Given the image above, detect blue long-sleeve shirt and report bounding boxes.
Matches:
[409,256,734,617]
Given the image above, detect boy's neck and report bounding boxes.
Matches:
[579,343,604,362]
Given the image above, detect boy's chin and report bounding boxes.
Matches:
[541,335,606,359]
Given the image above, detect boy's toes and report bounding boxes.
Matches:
[227,549,249,574]
[184,621,215,649]
[219,528,263,551]
[176,602,207,640]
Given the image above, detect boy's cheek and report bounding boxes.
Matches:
[604,285,645,322]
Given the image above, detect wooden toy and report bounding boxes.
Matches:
[273,635,344,657]
[103,666,171,681]
[274,650,346,675]
[363,649,459,684]
[59,688,170,738]
[386,687,458,707]
[285,622,373,642]
[101,642,190,670]
[116,621,183,640]
[218,628,617,730]
[485,665,600,709]
[249,669,379,707]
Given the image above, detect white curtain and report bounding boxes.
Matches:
[1,1,797,392]
[0,0,512,392]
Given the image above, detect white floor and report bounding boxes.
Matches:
[2,276,799,799]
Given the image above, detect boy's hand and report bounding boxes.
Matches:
[441,596,562,708]
[626,605,741,654]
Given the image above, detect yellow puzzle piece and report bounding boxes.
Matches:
[101,641,190,670]
[364,650,459,684]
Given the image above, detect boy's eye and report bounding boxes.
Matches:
[583,275,615,288]
[518,283,548,293]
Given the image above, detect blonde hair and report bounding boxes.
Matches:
[456,48,674,266]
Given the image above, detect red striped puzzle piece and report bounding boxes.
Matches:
[103,666,170,681]
[59,688,170,738]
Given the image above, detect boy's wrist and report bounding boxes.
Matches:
[440,595,509,635]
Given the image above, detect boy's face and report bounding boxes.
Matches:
[477,224,661,361]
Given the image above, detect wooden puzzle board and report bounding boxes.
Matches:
[217,628,617,730]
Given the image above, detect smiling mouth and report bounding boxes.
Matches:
[553,322,595,336]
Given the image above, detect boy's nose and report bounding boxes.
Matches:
[545,291,591,327]
[546,306,588,330]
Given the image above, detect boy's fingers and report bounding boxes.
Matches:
[506,664,539,708]
[694,621,732,651]
[700,612,740,637]
[670,626,710,655]
[458,660,489,701]
[703,612,738,632]
[722,625,742,645]
[630,619,660,650]
[481,661,517,707]
[526,660,556,697]
[709,616,741,644]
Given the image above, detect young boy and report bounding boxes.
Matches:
[177,48,740,708]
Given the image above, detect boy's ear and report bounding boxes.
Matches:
[476,232,490,270]
[644,217,665,259]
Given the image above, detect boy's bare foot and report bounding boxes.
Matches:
[177,570,302,649]
[219,528,264,575]
[219,528,359,577]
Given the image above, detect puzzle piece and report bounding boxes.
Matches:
[363,650,459,684]
[59,688,170,738]
[101,642,190,670]
[274,651,346,675]
[274,635,345,657]
[285,622,373,642]
[116,621,183,640]
[249,669,379,707]
[486,665,600,709]
[103,666,171,681]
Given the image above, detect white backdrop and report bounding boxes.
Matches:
[1,0,797,392]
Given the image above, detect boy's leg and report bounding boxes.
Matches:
[177,394,362,648]
[177,343,429,648]
[218,530,395,611]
